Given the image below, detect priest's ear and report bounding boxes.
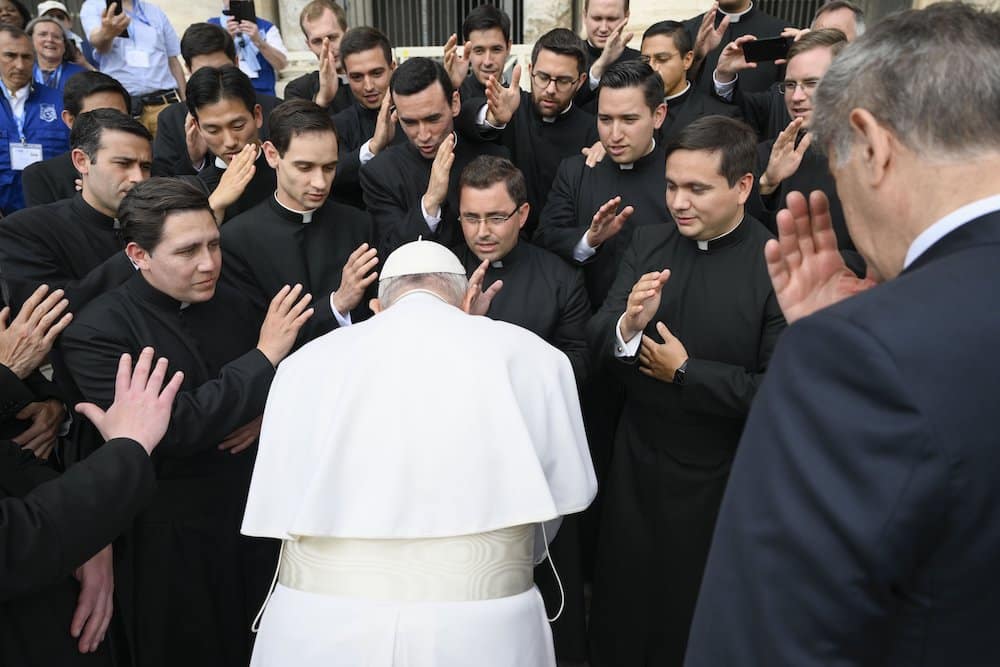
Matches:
[262,140,280,169]
[369,297,383,315]
[516,201,530,231]
[652,101,667,130]
[449,89,461,118]
[125,241,152,271]
[735,171,754,205]
[71,147,93,177]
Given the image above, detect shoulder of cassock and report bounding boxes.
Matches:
[241,293,597,540]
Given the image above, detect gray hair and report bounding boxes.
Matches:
[813,0,866,37]
[377,272,469,308]
[812,2,1000,165]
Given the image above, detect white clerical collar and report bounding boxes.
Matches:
[904,193,1000,268]
[666,81,691,101]
[491,259,504,268]
[619,138,656,170]
[696,218,742,251]
[542,101,574,123]
[273,192,316,223]
[214,144,263,170]
[721,2,753,23]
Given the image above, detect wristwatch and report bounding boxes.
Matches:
[673,359,689,385]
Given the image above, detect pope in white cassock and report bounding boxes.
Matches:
[241,239,598,666]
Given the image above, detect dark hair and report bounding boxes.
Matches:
[462,4,511,43]
[598,60,664,112]
[299,0,347,33]
[531,28,586,74]
[390,57,454,100]
[268,99,337,155]
[0,0,31,29]
[665,116,757,187]
[63,70,131,117]
[180,22,236,70]
[119,178,213,252]
[642,20,692,55]
[787,27,848,61]
[459,155,527,206]
[0,22,29,40]
[585,0,629,13]
[186,65,257,118]
[339,26,392,66]
[71,108,152,160]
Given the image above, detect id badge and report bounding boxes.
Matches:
[125,48,151,68]
[10,143,43,170]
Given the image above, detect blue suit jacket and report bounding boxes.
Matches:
[685,209,1000,666]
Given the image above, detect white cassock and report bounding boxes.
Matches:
[241,291,597,667]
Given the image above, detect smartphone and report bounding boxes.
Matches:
[742,36,793,63]
[105,0,129,38]
[223,0,257,25]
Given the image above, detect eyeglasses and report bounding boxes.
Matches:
[531,71,578,91]
[778,78,821,94]
[458,208,520,226]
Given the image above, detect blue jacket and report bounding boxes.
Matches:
[207,16,278,95]
[1,83,69,215]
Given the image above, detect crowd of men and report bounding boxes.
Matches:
[3,0,1000,665]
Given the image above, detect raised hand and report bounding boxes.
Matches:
[639,321,689,383]
[620,269,671,343]
[315,37,340,108]
[71,545,113,653]
[694,2,732,61]
[766,190,877,323]
[184,113,208,167]
[99,3,130,38]
[462,259,503,316]
[332,243,379,315]
[443,34,471,91]
[256,284,314,366]
[208,143,257,222]
[592,18,635,80]
[586,196,634,248]
[485,64,522,126]
[715,35,758,82]
[369,92,397,155]
[582,140,607,167]
[760,117,811,195]
[0,284,72,379]
[422,133,456,218]
[74,348,186,455]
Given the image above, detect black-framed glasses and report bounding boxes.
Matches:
[531,71,578,91]
[458,208,520,226]
[778,78,821,94]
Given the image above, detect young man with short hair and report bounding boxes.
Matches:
[21,70,130,206]
[60,177,313,667]
[576,0,641,110]
[283,0,352,114]
[588,115,785,667]
[444,3,513,103]
[222,99,377,345]
[360,57,507,253]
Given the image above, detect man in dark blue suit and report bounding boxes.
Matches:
[685,3,1000,665]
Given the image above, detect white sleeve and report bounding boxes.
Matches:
[713,71,738,101]
[265,25,289,55]
[475,103,506,130]
[613,313,642,358]
[80,0,102,37]
[572,231,598,262]
[358,139,376,165]
[421,198,442,232]
[588,65,601,90]
[329,294,353,327]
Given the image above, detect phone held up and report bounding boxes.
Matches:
[742,36,793,63]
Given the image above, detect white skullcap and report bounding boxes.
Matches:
[380,239,465,281]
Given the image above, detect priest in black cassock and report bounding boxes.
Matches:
[58,178,314,667]
[453,155,592,662]
[223,100,377,346]
[685,0,788,96]
[640,21,740,143]
[749,30,864,274]
[282,0,352,115]
[575,0,642,111]
[22,71,131,207]
[458,28,599,239]
[586,117,786,667]
[0,109,150,312]
[534,60,670,310]
[448,3,513,105]
[154,23,281,177]
[329,27,404,209]
[359,57,507,254]
[186,65,276,222]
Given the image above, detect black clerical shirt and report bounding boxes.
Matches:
[284,71,353,116]
[660,82,742,143]
[331,101,406,209]
[21,150,78,208]
[193,150,277,222]
[576,40,642,112]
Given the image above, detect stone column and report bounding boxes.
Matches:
[523,0,575,43]
[278,0,312,51]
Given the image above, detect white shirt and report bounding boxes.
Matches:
[904,194,1000,268]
